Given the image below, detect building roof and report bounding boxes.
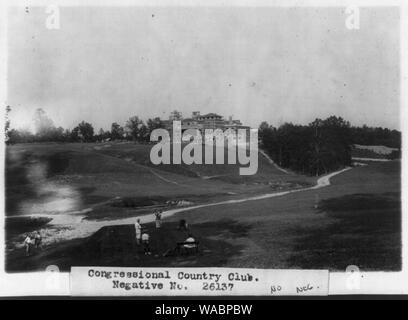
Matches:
[200,113,223,118]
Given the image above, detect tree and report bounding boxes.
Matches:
[147,117,164,133]
[350,125,401,149]
[94,128,110,141]
[138,123,149,142]
[73,121,94,142]
[258,121,271,143]
[48,126,65,142]
[259,116,353,176]
[63,129,72,142]
[125,116,145,141]
[33,108,55,138]
[70,127,80,142]
[111,122,124,140]
[7,128,35,144]
[5,105,11,142]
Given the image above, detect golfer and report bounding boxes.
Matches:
[34,231,43,250]
[135,218,142,245]
[23,234,34,256]
[178,219,189,231]
[155,211,162,229]
[141,232,151,255]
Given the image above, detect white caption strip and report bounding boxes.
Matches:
[70,267,329,296]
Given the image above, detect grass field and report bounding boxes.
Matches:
[6,142,314,216]
[5,143,401,272]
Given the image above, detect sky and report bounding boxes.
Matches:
[6,6,401,131]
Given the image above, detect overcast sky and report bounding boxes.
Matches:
[7,6,400,131]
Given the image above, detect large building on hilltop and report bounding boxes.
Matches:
[163,110,250,132]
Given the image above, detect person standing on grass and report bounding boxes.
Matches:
[155,210,162,229]
[34,231,43,250]
[141,232,151,255]
[178,219,188,231]
[135,219,142,245]
[23,234,34,256]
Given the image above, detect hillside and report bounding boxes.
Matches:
[5,142,315,219]
[6,160,401,272]
[88,142,299,184]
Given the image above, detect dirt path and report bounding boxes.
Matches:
[13,166,351,247]
[351,157,391,162]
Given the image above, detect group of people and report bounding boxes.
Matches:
[22,209,196,258]
[126,210,163,255]
[23,231,43,256]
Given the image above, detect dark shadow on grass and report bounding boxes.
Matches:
[6,217,52,239]
[287,192,401,271]
[5,219,252,272]
[5,151,35,215]
[41,152,71,177]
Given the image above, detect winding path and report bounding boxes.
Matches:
[18,166,352,246]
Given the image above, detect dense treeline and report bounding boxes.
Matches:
[5,107,164,144]
[259,116,353,176]
[350,126,401,149]
[259,116,401,176]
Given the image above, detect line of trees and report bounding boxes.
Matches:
[259,116,401,176]
[5,108,402,176]
[5,107,165,144]
[350,126,401,149]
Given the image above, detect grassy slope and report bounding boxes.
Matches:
[87,142,305,184]
[5,142,314,218]
[165,161,401,271]
[6,156,401,272]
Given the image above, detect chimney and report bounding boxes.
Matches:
[229,115,232,124]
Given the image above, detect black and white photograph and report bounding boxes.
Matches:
[0,0,407,298]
